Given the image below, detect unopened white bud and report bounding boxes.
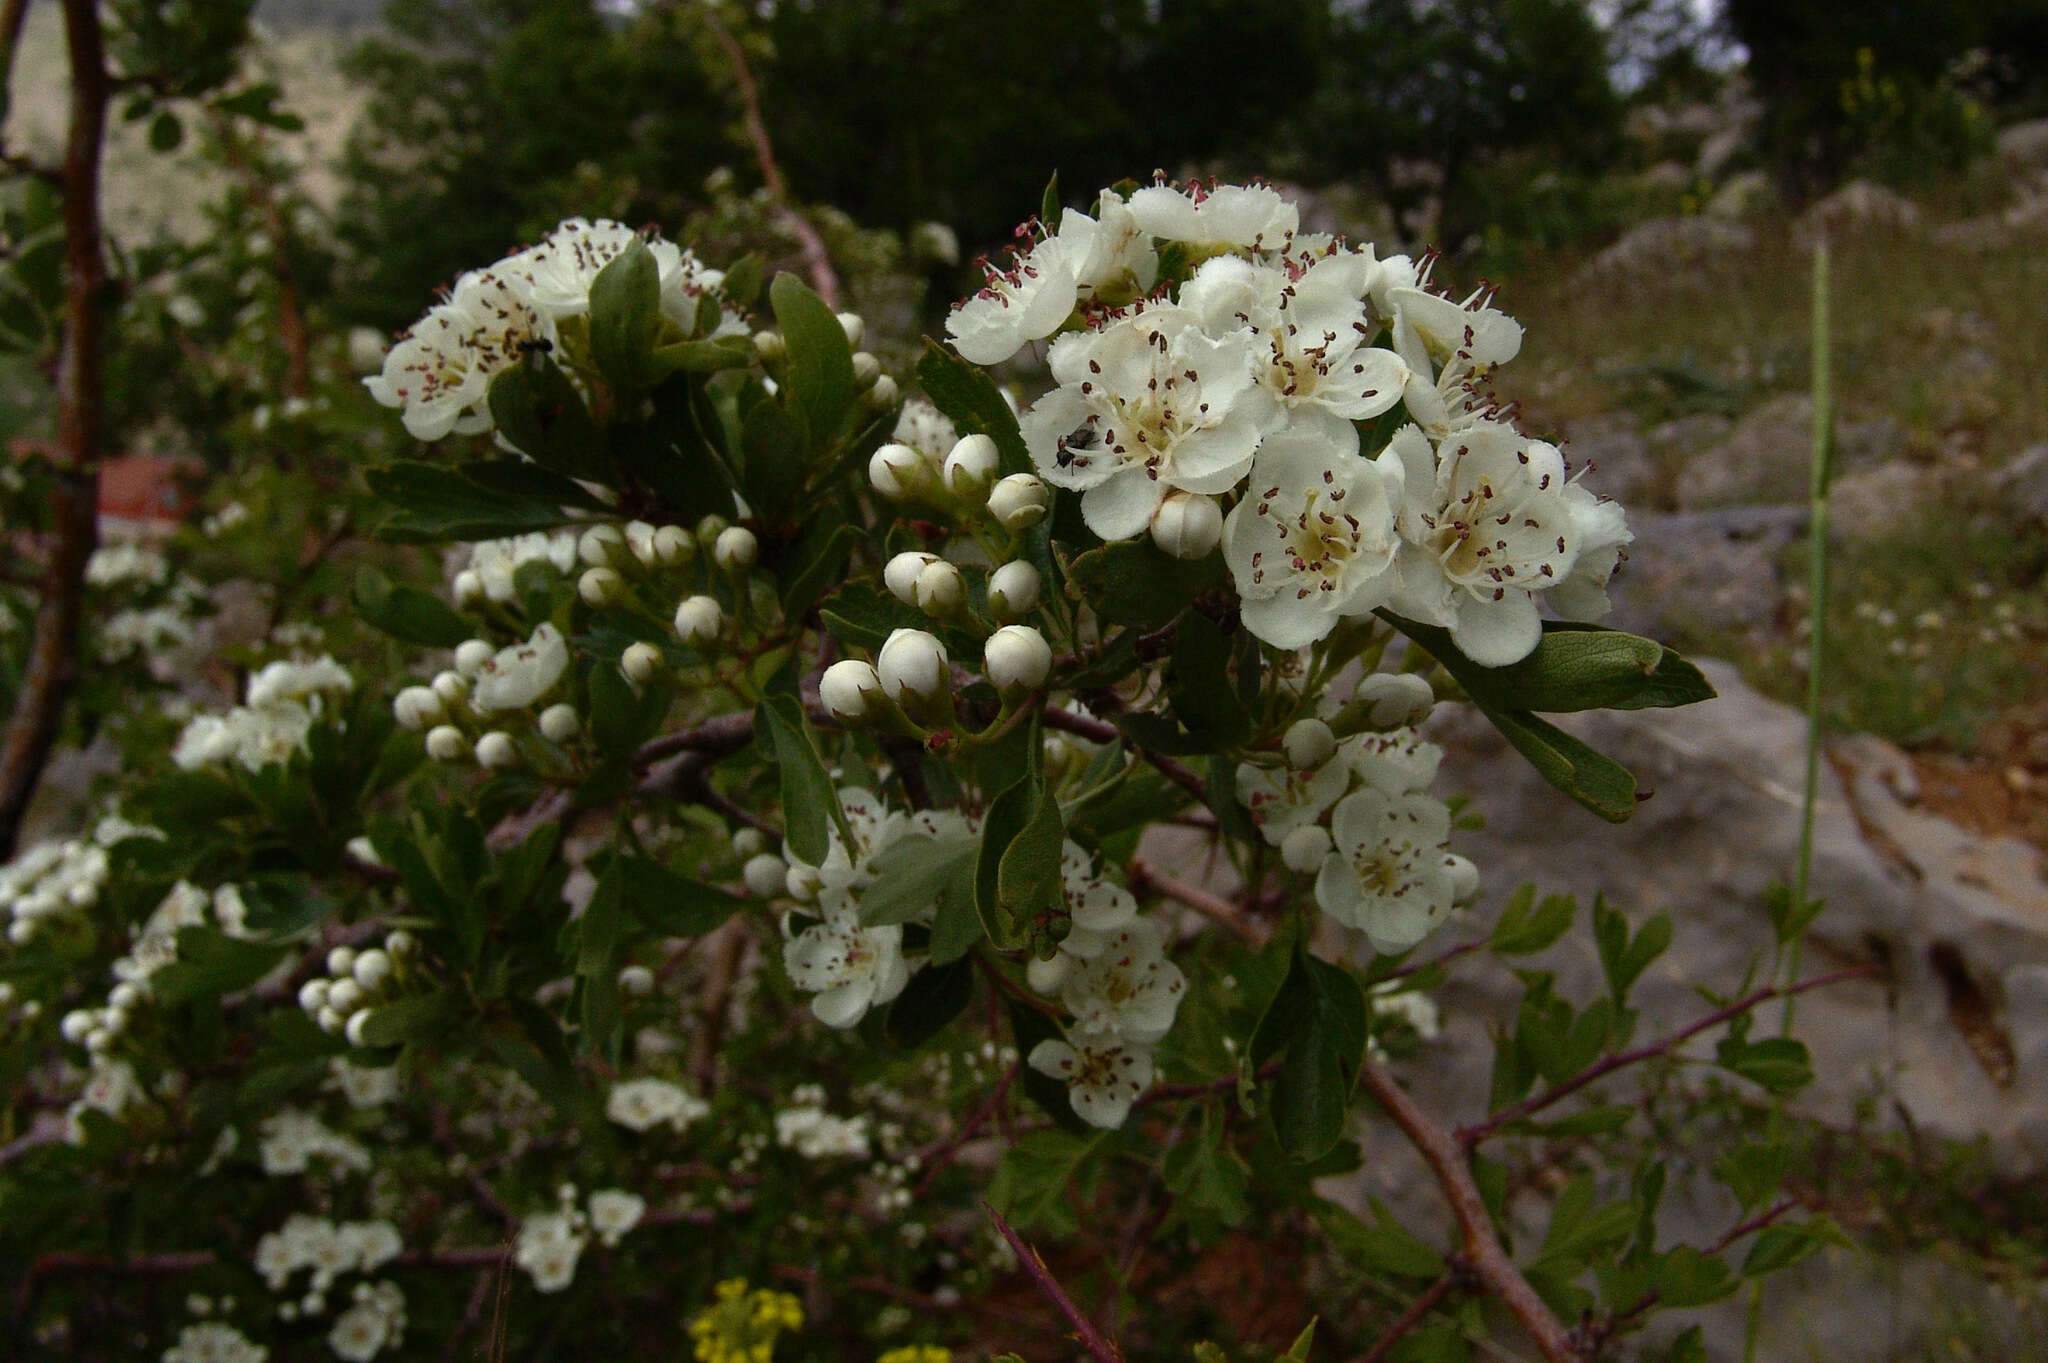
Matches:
[109,982,141,1011]
[752,330,786,363]
[61,1010,95,1043]
[732,827,768,858]
[453,570,485,607]
[393,686,443,731]
[987,560,1041,621]
[327,979,364,1015]
[1445,853,1480,905]
[351,949,393,990]
[384,929,416,957]
[475,731,520,769]
[783,862,823,902]
[426,725,466,761]
[579,567,624,606]
[539,704,580,743]
[326,946,358,978]
[1281,824,1333,874]
[453,639,495,678]
[652,525,694,566]
[298,980,331,1014]
[943,434,1000,495]
[876,628,949,705]
[987,473,1049,530]
[1150,490,1223,559]
[695,515,730,550]
[867,374,900,409]
[884,551,940,606]
[1026,953,1074,995]
[620,642,665,685]
[344,1009,376,1048]
[869,443,922,500]
[713,526,758,573]
[984,625,1052,692]
[913,559,966,616]
[316,1006,345,1035]
[673,596,723,647]
[623,521,659,565]
[1283,718,1338,771]
[430,670,468,705]
[820,659,882,723]
[1356,672,1435,729]
[850,351,881,388]
[579,524,625,568]
[618,964,655,996]
[85,1027,113,1053]
[836,312,866,348]
[743,853,789,898]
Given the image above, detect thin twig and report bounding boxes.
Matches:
[913,1061,1019,1198]
[1576,1197,1804,1355]
[1356,1271,1459,1363]
[1459,964,1878,1147]
[1040,706,1209,804]
[1358,1062,1578,1363]
[984,1202,1125,1363]
[1127,856,1261,942]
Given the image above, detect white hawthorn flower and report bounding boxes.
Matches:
[946,229,1082,366]
[606,1078,708,1133]
[942,434,1000,495]
[363,297,496,442]
[983,625,1052,692]
[1235,754,1349,847]
[1223,421,1403,648]
[1314,787,1457,954]
[1344,728,1443,796]
[783,907,910,1028]
[1546,481,1634,622]
[820,659,882,723]
[470,622,570,712]
[1027,1036,1153,1129]
[587,1189,646,1248]
[673,595,724,648]
[1021,306,1274,540]
[1058,919,1186,1045]
[1127,180,1299,254]
[1351,672,1435,728]
[1385,421,1580,668]
[1150,490,1224,559]
[1387,283,1524,440]
[1065,187,1158,303]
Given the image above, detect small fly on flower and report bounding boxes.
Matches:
[1055,421,1098,469]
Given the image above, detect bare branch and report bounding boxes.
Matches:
[1127,856,1263,943]
[1356,1271,1459,1363]
[1040,706,1210,804]
[984,1202,1125,1363]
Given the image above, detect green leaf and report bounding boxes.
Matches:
[650,335,755,377]
[588,659,672,760]
[974,778,1036,950]
[916,340,1031,477]
[1168,611,1250,748]
[1653,1246,1739,1307]
[1040,171,1062,229]
[929,849,985,964]
[987,1128,1103,1235]
[720,255,764,311]
[780,522,861,625]
[1478,705,1640,823]
[1740,1221,1832,1277]
[1318,1200,1442,1279]
[1489,885,1575,955]
[1283,1320,1317,1360]
[1593,899,1671,1003]
[998,780,1068,955]
[589,237,662,391]
[881,957,975,1051]
[757,694,847,867]
[861,833,980,928]
[609,855,742,937]
[1385,615,1715,714]
[1532,1175,1637,1270]
[1714,1140,1793,1213]
[1764,882,1826,947]
[740,397,807,521]
[1252,951,1368,1161]
[354,991,455,1049]
[150,928,289,1005]
[771,272,855,444]
[1714,1036,1813,1094]
[1066,540,1226,629]
[1162,1110,1252,1229]
[148,110,183,152]
[819,579,926,651]
[487,355,607,481]
[364,461,587,542]
[353,567,470,648]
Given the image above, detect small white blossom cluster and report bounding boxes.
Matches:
[0,979,41,1029]
[452,530,579,607]
[296,931,418,1047]
[325,1058,402,1108]
[605,1076,710,1133]
[1366,981,1442,1061]
[256,1108,373,1177]
[0,812,158,945]
[325,1281,407,1363]
[173,656,355,773]
[65,1056,144,1142]
[514,1183,642,1291]
[1024,842,1188,1129]
[162,1322,267,1363]
[252,1214,402,1295]
[777,794,978,1029]
[1238,713,1478,955]
[398,621,572,772]
[59,880,250,1059]
[202,500,250,538]
[365,217,747,441]
[774,1085,872,1159]
[85,541,171,589]
[957,179,1631,667]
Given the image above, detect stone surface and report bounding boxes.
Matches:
[1603,505,1805,643]
[1989,443,2048,529]
[1996,117,2048,172]
[1574,217,1757,289]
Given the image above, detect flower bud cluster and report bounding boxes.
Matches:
[59,880,251,1061]
[296,930,419,1047]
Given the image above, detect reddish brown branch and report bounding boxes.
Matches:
[0,0,109,862]
[1128,856,1262,943]
[1040,706,1210,804]
[914,1061,1019,1198]
[1359,1062,1578,1363]
[1460,964,1878,1147]
[984,1202,1125,1363]
[1356,1271,1458,1363]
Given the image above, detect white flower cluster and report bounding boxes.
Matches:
[65,1056,143,1142]
[325,1058,401,1109]
[252,1214,402,1294]
[1,812,158,945]
[296,932,418,1047]
[1024,842,1187,1129]
[606,1076,710,1133]
[399,621,572,772]
[365,217,747,441]
[59,880,250,1059]
[162,1322,267,1363]
[325,1281,407,1363]
[1238,714,1477,955]
[452,530,579,607]
[774,1085,872,1160]
[173,656,354,773]
[777,793,977,1029]
[85,541,170,589]
[513,1183,643,1292]
[256,1108,373,1177]
[959,179,1630,667]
